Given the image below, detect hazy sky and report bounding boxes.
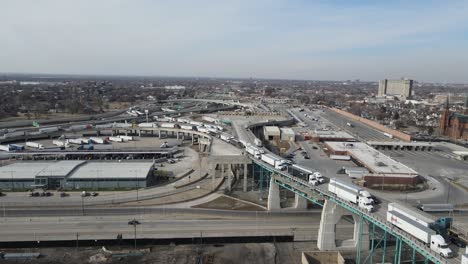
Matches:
[2,0,468,82]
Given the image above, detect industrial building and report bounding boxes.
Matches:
[280,127,295,142]
[263,126,281,141]
[378,79,413,99]
[0,161,155,190]
[324,141,420,188]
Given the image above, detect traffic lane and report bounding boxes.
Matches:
[1,207,322,217]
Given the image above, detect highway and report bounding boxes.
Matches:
[0,212,322,242]
[319,108,395,142]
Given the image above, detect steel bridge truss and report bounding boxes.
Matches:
[251,159,446,264]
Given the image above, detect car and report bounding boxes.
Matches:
[301,151,307,155]
[60,192,68,197]
[304,155,310,159]
[450,236,467,248]
[312,146,318,150]
[167,159,176,164]
[91,192,99,197]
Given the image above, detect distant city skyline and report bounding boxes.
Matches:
[2,0,468,83]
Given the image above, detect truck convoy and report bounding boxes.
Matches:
[328,178,374,212]
[387,202,453,258]
[290,164,325,185]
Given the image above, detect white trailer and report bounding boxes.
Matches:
[138,123,158,128]
[387,204,452,258]
[160,123,175,129]
[328,178,374,212]
[388,203,435,228]
[113,122,132,128]
[254,138,263,147]
[245,144,261,159]
[108,136,124,143]
[118,135,134,141]
[261,153,286,170]
[177,118,190,124]
[53,140,69,148]
[190,121,204,127]
[180,124,196,130]
[383,132,394,139]
[79,138,90,144]
[39,127,59,133]
[26,142,44,149]
[89,137,105,144]
[95,123,113,129]
[0,145,10,152]
[67,138,83,145]
[330,155,351,161]
[207,127,218,134]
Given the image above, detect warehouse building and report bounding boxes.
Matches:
[264,126,281,141]
[66,162,153,189]
[0,161,155,190]
[324,141,420,188]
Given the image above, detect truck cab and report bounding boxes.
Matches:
[360,190,374,204]
[308,175,318,186]
[312,172,325,184]
[430,235,453,258]
[358,198,374,212]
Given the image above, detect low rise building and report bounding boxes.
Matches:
[264,126,281,141]
[280,127,295,142]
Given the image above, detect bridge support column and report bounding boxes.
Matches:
[243,163,248,192]
[294,194,307,209]
[212,164,216,190]
[267,178,280,211]
[158,130,161,139]
[191,134,194,145]
[227,164,232,192]
[317,200,369,252]
[176,132,179,140]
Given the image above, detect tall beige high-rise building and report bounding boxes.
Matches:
[378,79,413,99]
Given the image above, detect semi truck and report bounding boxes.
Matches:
[26,142,44,149]
[328,178,374,212]
[387,203,452,258]
[261,153,287,170]
[245,144,261,159]
[291,164,325,185]
[160,123,176,129]
[220,133,232,142]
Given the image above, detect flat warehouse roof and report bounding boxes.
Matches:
[68,162,154,180]
[0,162,52,180]
[325,141,418,175]
[36,161,86,178]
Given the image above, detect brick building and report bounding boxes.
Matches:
[438,97,468,140]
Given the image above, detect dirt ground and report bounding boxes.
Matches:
[0,242,319,264]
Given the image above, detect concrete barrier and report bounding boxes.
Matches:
[329,108,412,142]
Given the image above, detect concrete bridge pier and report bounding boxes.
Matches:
[267,178,281,211]
[317,200,369,252]
[243,163,248,192]
[294,194,308,209]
